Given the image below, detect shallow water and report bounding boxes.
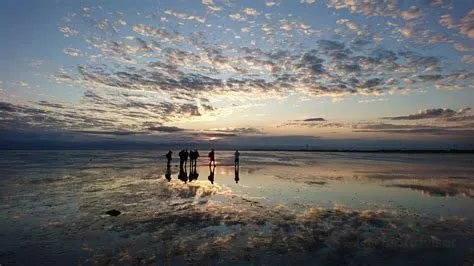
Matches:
[1,150,473,265]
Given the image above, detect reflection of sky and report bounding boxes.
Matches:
[1,149,473,264]
[0,0,474,147]
[151,150,474,219]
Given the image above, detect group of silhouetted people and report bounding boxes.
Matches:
[177,149,200,168]
[164,149,241,184]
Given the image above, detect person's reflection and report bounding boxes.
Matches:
[189,161,199,182]
[178,165,188,183]
[234,165,240,184]
[165,163,171,182]
[208,165,216,184]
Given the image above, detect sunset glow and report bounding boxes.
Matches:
[1,0,473,149]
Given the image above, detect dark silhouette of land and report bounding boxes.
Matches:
[247,148,474,154]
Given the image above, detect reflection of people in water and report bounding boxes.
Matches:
[178,165,188,183]
[165,150,172,166]
[234,164,240,184]
[208,165,216,184]
[189,162,199,182]
[208,149,216,167]
[234,150,240,167]
[165,163,171,182]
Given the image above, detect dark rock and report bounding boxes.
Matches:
[105,209,121,216]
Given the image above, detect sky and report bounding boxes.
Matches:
[0,0,473,149]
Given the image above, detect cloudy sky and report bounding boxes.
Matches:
[0,0,473,149]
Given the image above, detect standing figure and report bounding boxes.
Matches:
[165,150,172,166]
[189,150,195,168]
[178,149,185,168]
[194,149,200,166]
[234,150,240,167]
[208,149,216,167]
[184,149,189,168]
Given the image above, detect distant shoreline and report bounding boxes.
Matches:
[246,149,474,154]
[1,148,473,153]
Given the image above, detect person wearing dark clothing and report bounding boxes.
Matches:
[165,150,172,166]
[184,150,189,167]
[194,149,200,166]
[208,165,215,184]
[208,149,215,167]
[234,150,240,167]
[189,150,195,168]
[178,149,185,168]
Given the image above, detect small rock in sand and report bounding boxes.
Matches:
[105,209,121,216]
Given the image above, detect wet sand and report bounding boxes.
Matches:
[1,150,473,265]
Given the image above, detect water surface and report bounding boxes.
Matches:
[1,150,473,265]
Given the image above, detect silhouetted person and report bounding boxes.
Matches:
[234,165,240,184]
[165,150,172,166]
[189,150,194,167]
[194,149,200,166]
[165,164,171,182]
[234,150,240,167]
[184,149,189,167]
[178,149,185,168]
[178,165,188,183]
[208,165,215,184]
[208,149,216,167]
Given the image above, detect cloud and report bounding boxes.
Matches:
[265,1,279,7]
[62,48,80,57]
[461,55,474,64]
[11,81,31,88]
[439,14,455,29]
[278,118,344,128]
[243,8,259,16]
[148,126,186,132]
[207,127,264,134]
[381,108,469,120]
[164,10,206,23]
[59,26,79,37]
[454,43,473,52]
[300,0,316,4]
[459,9,474,39]
[302,117,326,122]
[0,102,18,112]
[336,19,370,36]
[399,6,423,20]
[132,24,184,42]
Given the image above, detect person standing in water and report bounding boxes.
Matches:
[234,150,240,167]
[194,149,200,166]
[184,149,189,168]
[165,150,172,166]
[208,149,216,167]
